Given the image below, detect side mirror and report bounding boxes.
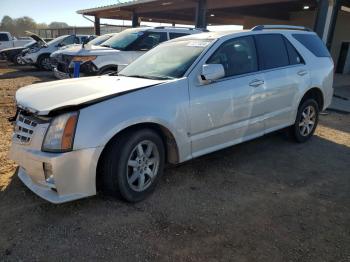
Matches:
[57,43,64,47]
[201,64,225,82]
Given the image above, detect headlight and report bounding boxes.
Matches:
[71,56,97,63]
[42,112,79,152]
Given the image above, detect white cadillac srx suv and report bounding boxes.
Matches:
[9,25,334,203]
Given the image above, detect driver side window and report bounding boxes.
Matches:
[207,36,258,78]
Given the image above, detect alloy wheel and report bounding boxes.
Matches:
[126,140,160,192]
[298,105,316,136]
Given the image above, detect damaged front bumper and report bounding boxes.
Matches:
[8,110,100,204]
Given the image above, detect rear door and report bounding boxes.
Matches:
[254,33,309,132]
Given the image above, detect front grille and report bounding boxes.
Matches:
[13,111,40,144]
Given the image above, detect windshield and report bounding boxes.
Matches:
[120,39,213,80]
[24,41,36,47]
[47,35,69,46]
[87,34,113,46]
[100,28,145,50]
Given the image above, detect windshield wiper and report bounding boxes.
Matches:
[100,44,110,47]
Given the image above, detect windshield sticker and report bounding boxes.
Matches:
[187,41,211,47]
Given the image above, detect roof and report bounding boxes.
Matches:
[77,0,157,15]
[77,0,314,26]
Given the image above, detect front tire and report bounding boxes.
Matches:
[290,98,319,143]
[14,54,25,65]
[99,129,165,202]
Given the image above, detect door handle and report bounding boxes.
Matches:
[249,79,264,87]
[297,70,308,76]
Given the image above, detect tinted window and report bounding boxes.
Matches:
[293,34,330,57]
[284,38,304,65]
[0,33,9,41]
[207,36,258,77]
[80,36,88,44]
[60,36,76,46]
[169,32,189,39]
[255,34,289,70]
[129,32,167,51]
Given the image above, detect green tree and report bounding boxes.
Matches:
[14,16,37,35]
[0,15,15,33]
[49,22,69,28]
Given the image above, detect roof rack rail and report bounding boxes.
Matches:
[153,26,206,31]
[251,25,312,32]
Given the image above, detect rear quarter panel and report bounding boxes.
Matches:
[284,32,334,111]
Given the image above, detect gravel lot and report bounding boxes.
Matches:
[0,65,350,262]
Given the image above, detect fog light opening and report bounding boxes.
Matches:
[43,163,55,187]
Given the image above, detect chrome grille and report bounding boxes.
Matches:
[14,112,38,144]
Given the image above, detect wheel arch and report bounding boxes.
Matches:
[98,65,119,74]
[95,122,180,190]
[36,53,51,66]
[299,87,325,111]
[37,52,51,61]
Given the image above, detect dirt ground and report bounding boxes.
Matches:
[0,65,349,262]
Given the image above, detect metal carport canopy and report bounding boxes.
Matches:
[77,0,314,26]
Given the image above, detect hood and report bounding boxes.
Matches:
[51,45,84,57]
[59,44,82,50]
[77,44,120,56]
[16,76,166,116]
[0,46,25,52]
[25,31,46,45]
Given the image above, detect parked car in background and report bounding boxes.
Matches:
[0,31,34,50]
[50,33,116,74]
[9,26,334,204]
[52,27,203,79]
[0,33,44,64]
[21,34,94,70]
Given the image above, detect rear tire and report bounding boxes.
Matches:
[289,98,319,143]
[37,54,51,70]
[98,128,165,202]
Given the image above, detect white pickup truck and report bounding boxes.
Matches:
[0,32,34,51]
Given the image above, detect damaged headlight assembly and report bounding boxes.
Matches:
[71,56,97,63]
[42,112,79,153]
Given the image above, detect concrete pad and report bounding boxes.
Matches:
[329,74,350,113]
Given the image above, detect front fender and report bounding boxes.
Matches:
[73,79,191,162]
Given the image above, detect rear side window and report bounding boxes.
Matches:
[293,34,330,57]
[284,38,304,65]
[169,32,189,39]
[129,32,167,51]
[255,34,289,70]
[0,33,9,41]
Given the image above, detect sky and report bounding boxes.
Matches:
[0,0,128,26]
[0,0,243,29]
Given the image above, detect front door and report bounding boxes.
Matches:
[189,36,265,157]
